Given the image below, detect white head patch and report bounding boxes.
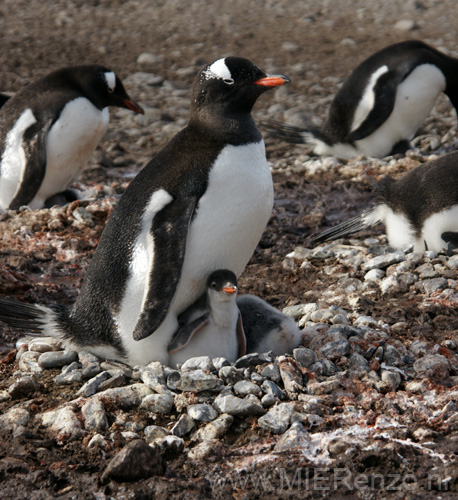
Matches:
[104,71,116,92]
[203,59,233,82]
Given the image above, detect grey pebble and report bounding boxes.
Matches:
[187,403,218,422]
[234,380,263,397]
[38,350,78,369]
[193,414,234,442]
[293,347,316,368]
[173,370,223,393]
[258,403,295,434]
[212,394,265,416]
[82,398,108,432]
[262,379,286,400]
[77,371,111,397]
[274,421,310,452]
[171,414,195,437]
[8,376,42,399]
[141,394,174,414]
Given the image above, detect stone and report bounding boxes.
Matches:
[413,355,451,381]
[150,435,184,460]
[180,356,214,372]
[97,384,153,409]
[141,394,174,414]
[188,439,225,461]
[319,339,351,360]
[234,353,272,368]
[261,379,286,400]
[274,421,310,452]
[187,404,218,422]
[293,348,316,368]
[218,366,244,384]
[144,425,169,443]
[37,350,78,369]
[258,403,295,434]
[101,440,165,484]
[8,376,42,399]
[77,371,111,397]
[309,359,338,377]
[278,358,305,394]
[193,414,234,442]
[39,406,84,441]
[233,380,263,397]
[212,394,265,416]
[171,414,195,437]
[173,370,223,393]
[82,398,108,432]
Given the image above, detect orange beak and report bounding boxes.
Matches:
[123,98,144,114]
[222,285,237,295]
[254,74,290,87]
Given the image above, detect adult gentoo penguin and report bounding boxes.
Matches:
[264,40,458,158]
[168,269,302,366]
[168,270,246,367]
[312,151,458,253]
[0,57,290,366]
[0,65,144,211]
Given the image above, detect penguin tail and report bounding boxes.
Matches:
[260,119,329,147]
[0,298,65,338]
[312,208,381,245]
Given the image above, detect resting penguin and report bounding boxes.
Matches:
[264,40,458,158]
[0,57,290,366]
[168,270,246,367]
[168,270,302,367]
[0,65,144,211]
[312,150,458,253]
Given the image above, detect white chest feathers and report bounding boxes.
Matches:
[0,109,37,210]
[32,98,110,208]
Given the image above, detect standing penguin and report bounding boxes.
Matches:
[0,57,289,366]
[0,65,144,211]
[264,40,458,158]
[312,151,458,253]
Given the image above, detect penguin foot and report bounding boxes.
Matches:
[44,189,81,208]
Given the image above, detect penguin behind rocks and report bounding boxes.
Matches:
[312,151,458,253]
[264,40,458,159]
[168,270,246,367]
[0,65,144,211]
[0,57,289,366]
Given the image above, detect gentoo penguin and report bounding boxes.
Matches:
[237,295,302,357]
[0,57,289,366]
[312,151,458,253]
[168,270,246,367]
[0,65,144,211]
[264,40,458,158]
[168,269,302,366]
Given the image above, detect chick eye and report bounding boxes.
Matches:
[211,282,217,289]
[223,78,234,85]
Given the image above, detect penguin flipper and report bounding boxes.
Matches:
[236,312,246,358]
[132,197,198,341]
[167,313,210,354]
[8,119,52,209]
[348,70,399,142]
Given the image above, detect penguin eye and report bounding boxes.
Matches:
[223,78,234,85]
[211,282,218,289]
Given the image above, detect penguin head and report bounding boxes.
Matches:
[192,57,290,115]
[69,65,144,114]
[207,269,238,302]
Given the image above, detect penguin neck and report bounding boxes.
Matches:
[208,293,239,328]
[190,108,262,145]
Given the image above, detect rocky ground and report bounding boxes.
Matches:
[1,0,458,499]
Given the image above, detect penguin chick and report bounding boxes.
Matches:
[313,150,458,253]
[237,295,303,357]
[0,65,144,211]
[0,57,289,366]
[264,40,458,158]
[168,270,246,367]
